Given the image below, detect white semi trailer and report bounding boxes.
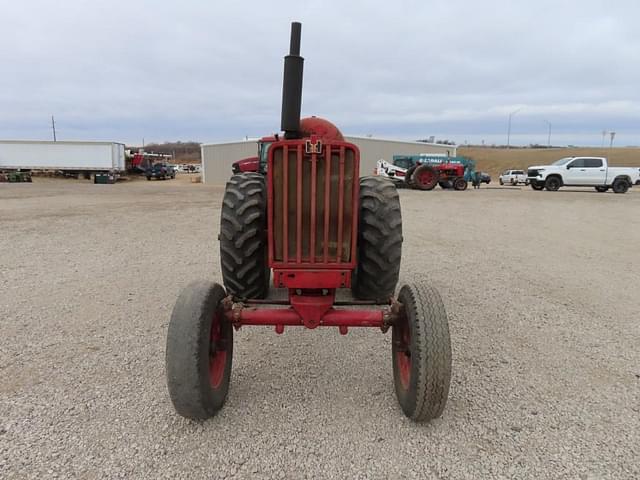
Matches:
[0,140,126,174]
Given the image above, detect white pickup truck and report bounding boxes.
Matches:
[527,157,640,193]
[499,169,528,185]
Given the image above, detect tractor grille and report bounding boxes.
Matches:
[269,141,358,266]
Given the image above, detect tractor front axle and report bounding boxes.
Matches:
[222,295,400,334]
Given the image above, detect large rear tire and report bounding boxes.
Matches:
[595,186,608,193]
[166,281,233,419]
[405,165,418,188]
[530,182,544,191]
[352,176,402,302]
[412,165,439,190]
[393,282,452,422]
[220,173,269,299]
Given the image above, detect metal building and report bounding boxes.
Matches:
[201,136,456,184]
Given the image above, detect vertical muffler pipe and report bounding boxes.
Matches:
[281,22,304,139]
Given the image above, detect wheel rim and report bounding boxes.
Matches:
[209,310,228,389]
[417,169,434,187]
[394,313,411,390]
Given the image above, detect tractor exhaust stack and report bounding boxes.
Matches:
[281,22,304,139]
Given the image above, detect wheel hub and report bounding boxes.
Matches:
[418,170,434,186]
[394,315,412,390]
[209,312,228,389]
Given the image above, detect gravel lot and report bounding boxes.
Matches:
[1,177,639,479]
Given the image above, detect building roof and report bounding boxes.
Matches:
[345,135,456,148]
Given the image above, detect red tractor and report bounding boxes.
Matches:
[165,23,452,422]
[410,163,468,190]
[376,157,469,191]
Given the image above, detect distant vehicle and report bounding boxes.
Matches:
[376,155,475,191]
[182,164,201,173]
[479,172,491,184]
[146,163,175,180]
[499,169,528,186]
[527,157,640,193]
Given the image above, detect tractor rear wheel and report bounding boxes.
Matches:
[220,173,269,299]
[412,165,439,190]
[166,281,233,419]
[453,178,468,190]
[393,282,451,422]
[438,180,452,189]
[352,176,402,302]
[595,186,608,193]
[405,165,418,188]
[530,182,544,191]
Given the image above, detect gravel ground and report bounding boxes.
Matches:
[1,177,639,479]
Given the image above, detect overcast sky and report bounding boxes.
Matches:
[2,0,639,146]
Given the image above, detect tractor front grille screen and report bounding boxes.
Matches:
[270,142,357,265]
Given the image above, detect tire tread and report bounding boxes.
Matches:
[220,173,269,298]
[353,176,402,301]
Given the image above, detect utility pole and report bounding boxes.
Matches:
[544,120,551,147]
[601,130,607,148]
[51,115,57,141]
[506,108,521,148]
[609,131,616,148]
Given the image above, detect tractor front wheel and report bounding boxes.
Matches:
[392,282,451,422]
[453,178,468,190]
[412,165,439,190]
[166,281,233,419]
